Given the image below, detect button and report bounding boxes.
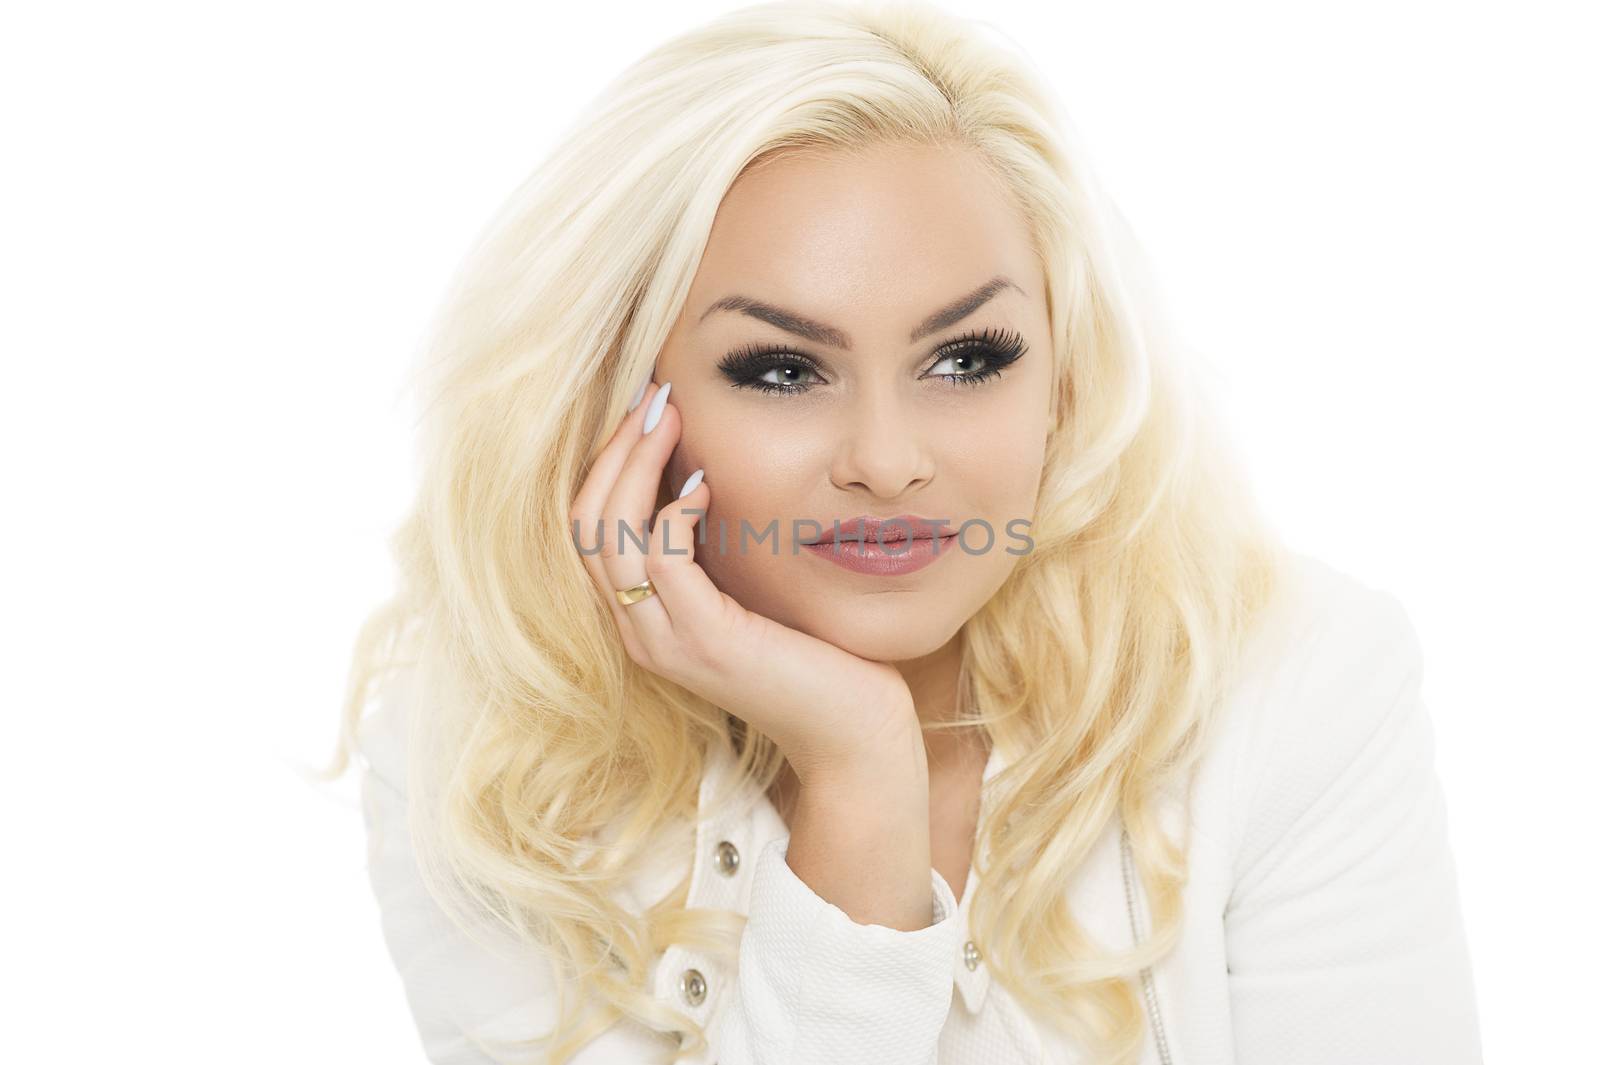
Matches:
[963,940,982,971]
[713,840,740,876]
[679,967,707,1007]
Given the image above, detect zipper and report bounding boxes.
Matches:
[1119,826,1174,1065]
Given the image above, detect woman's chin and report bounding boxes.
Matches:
[793,612,961,665]
[710,565,969,662]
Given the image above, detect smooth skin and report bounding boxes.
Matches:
[570,141,1054,929]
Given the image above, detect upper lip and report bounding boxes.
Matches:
[802,514,955,545]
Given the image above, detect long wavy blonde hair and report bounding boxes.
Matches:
[317,1,1289,1061]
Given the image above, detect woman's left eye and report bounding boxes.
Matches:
[922,328,1029,387]
[928,348,1002,384]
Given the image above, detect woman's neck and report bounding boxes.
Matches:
[895,630,986,774]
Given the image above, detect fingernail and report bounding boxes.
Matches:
[677,467,704,498]
[627,372,650,412]
[642,381,672,433]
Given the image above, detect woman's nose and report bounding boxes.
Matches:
[827,387,936,497]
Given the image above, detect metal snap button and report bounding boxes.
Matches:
[963,940,982,971]
[679,967,707,1007]
[713,840,740,876]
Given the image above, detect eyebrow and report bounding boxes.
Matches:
[697,275,1024,350]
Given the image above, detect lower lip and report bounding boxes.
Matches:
[800,534,958,576]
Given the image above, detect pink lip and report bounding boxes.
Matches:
[801,533,958,575]
[802,514,953,545]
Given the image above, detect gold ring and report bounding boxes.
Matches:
[615,578,657,606]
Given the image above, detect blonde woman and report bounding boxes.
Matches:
[323,2,1482,1062]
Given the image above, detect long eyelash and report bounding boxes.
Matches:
[715,344,825,395]
[931,326,1028,387]
[716,326,1029,395]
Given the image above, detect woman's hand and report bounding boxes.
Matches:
[569,378,922,789]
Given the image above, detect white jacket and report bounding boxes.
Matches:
[357,553,1483,1064]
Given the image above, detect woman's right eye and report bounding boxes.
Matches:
[715,348,826,395]
[740,362,822,394]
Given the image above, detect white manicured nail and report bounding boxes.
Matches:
[627,374,650,412]
[642,380,672,433]
[678,468,704,498]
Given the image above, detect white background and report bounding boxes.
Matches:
[3,0,1593,1059]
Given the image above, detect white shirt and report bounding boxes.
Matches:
[357,552,1483,1063]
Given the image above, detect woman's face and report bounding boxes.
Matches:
[655,141,1054,663]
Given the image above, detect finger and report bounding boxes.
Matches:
[597,381,680,639]
[643,470,727,644]
[569,378,664,558]
[570,378,666,657]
